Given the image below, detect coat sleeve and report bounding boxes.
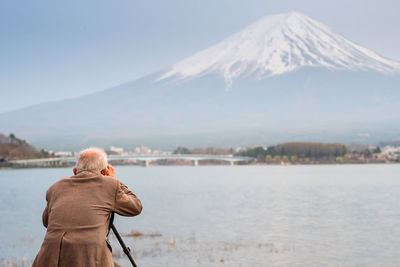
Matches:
[113,180,143,216]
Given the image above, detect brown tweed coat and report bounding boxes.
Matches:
[32,170,142,267]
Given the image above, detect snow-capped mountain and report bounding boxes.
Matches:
[159,12,400,87]
[1,12,400,149]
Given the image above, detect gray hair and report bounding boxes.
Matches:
[75,147,108,172]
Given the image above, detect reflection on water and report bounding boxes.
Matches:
[1,165,400,267]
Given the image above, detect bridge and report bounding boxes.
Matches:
[9,154,254,167]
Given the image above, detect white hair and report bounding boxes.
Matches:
[75,147,108,172]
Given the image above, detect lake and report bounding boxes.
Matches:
[1,165,399,266]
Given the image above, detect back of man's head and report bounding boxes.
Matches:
[75,147,108,173]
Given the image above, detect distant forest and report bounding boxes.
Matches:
[236,142,348,162]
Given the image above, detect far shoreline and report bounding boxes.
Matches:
[1,161,399,170]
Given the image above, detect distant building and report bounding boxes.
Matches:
[54,151,73,157]
[109,146,124,155]
[381,146,400,161]
[235,147,245,153]
[135,146,151,154]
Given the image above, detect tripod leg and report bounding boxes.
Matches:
[111,224,138,267]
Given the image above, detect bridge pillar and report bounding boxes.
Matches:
[191,160,198,166]
[141,160,150,167]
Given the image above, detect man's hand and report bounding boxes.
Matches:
[106,164,115,178]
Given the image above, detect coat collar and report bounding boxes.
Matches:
[72,170,102,179]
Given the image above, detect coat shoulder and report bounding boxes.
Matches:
[46,177,70,198]
[99,175,120,189]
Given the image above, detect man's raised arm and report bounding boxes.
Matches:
[114,180,143,216]
[106,163,142,216]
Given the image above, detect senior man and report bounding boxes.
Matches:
[32,148,142,267]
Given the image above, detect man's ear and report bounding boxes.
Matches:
[73,168,77,175]
[100,169,107,176]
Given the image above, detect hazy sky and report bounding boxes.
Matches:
[1,0,399,113]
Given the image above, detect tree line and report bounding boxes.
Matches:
[173,146,234,155]
[236,142,348,162]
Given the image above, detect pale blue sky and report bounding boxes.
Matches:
[1,0,399,113]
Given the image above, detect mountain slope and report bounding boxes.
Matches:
[1,12,400,149]
[159,12,400,86]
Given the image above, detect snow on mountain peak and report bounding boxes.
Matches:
[158,11,400,86]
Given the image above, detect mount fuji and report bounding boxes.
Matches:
[159,12,400,85]
[2,12,400,149]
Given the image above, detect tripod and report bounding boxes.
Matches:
[108,212,138,267]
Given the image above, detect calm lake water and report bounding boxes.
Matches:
[1,165,400,267]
